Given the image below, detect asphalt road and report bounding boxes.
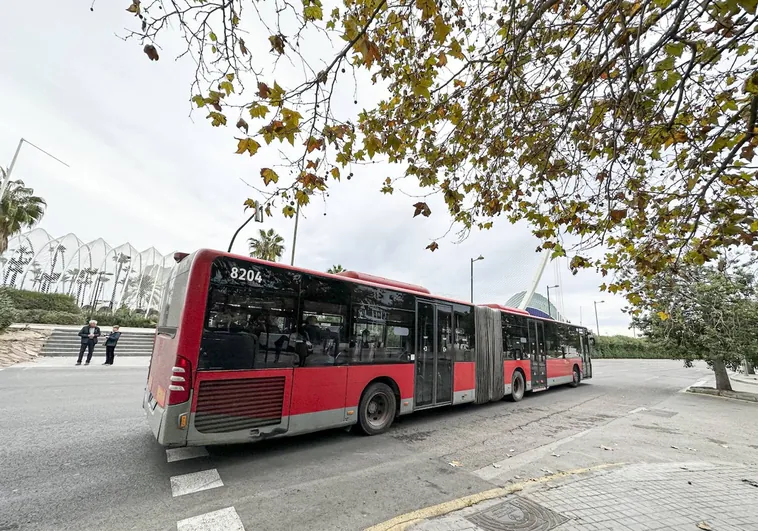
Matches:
[1,359,754,531]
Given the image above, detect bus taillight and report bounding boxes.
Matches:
[168,356,192,405]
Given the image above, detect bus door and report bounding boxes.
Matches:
[528,319,547,390]
[580,331,593,378]
[416,301,454,408]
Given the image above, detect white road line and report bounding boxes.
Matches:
[176,507,245,531]
[681,378,709,393]
[628,407,648,414]
[170,469,224,497]
[166,446,209,463]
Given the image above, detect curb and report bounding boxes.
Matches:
[363,463,625,531]
[731,375,758,387]
[687,386,758,403]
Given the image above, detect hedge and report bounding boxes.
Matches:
[0,288,80,313]
[593,335,670,359]
[85,310,156,328]
[12,310,84,326]
[0,293,14,332]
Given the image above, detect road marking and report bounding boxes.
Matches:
[170,469,223,497]
[628,407,647,414]
[167,446,209,463]
[176,507,245,531]
[364,463,624,531]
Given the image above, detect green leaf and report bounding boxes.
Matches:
[744,72,758,94]
[664,42,685,58]
[219,81,234,96]
[737,0,758,13]
[209,32,217,42]
[206,112,227,127]
[304,4,323,20]
[415,0,438,20]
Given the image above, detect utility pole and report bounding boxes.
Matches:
[546,284,558,318]
[594,300,605,336]
[1,138,69,200]
[470,255,484,303]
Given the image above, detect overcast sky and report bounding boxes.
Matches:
[0,0,634,335]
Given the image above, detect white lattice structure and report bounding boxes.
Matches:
[0,228,175,313]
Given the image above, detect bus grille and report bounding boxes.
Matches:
[194,377,285,433]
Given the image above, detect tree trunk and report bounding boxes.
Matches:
[712,357,732,391]
[746,359,755,376]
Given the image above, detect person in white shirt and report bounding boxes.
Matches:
[76,320,101,365]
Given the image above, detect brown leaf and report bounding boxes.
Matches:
[257,82,270,99]
[426,241,439,252]
[269,34,286,54]
[126,0,140,14]
[413,202,432,217]
[143,44,159,61]
[236,118,249,133]
[239,38,249,56]
[610,209,627,223]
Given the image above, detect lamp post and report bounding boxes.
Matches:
[470,255,484,303]
[546,284,559,318]
[1,138,69,200]
[594,300,605,336]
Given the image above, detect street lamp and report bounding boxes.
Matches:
[1,138,69,200]
[470,255,484,303]
[546,284,559,319]
[593,300,605,336]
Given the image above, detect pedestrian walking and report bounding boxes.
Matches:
[76,320,101,366]
[103,325,121,365]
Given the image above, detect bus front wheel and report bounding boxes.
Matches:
[357,382,396,435]
[510,371,525,402]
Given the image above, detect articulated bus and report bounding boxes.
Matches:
[144,249,593,447]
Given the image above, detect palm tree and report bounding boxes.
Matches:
[0,175,46,254]
[327,264,346,274]
[248,228,285,262]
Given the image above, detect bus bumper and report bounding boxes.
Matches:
[143,388,190,447]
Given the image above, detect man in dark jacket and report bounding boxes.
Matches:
[103,325,121,365]
[76,320,101,366]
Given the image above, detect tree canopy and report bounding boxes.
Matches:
[121,0,758,306]
[632,256,758,389]
[249,228,286,261]
[0,175,46,254]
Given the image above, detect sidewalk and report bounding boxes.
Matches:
[403,461,758,531]
[687,372,758,403]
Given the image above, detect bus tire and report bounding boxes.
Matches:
[357,382,396,435]
[509,371,525,402]
[570,366,581,387]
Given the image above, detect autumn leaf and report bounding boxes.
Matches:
[269,34,286,55]
[257,83,270,99]
[206,111,227,127]
[657,311,669,321]
[303,3,323,21]
[248,103,270,120]
[239,38,249,55]
[219,80,234,96]
[413,202,432,217]
[330,167,340,180]
[283,205,296,217]
[610,209,627,223]
[438,52,448,66]
[305,137,324,152]
[235,138,260,156]
[126,0,140,14]
[426,241,439,252]
[236,118,249,133]
[415,0,438,20]
[261,168,279,186]
[143,44,159,61]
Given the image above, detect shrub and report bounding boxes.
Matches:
[593,335,670,359]
[0,288,80,313]
[12,309,84,325]
[0,293,14,332]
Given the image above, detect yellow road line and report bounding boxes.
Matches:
[364,462,625,531]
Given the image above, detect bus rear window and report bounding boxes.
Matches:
[158,257,192,329]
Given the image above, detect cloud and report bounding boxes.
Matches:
[0,0,632,336]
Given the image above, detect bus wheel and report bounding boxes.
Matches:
[570,366,581,388]
[358,382,396,435]
[510,371,525,402]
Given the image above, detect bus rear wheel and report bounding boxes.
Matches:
[509,371,525,402]
[357,382,396,435]
[570,366,581,388]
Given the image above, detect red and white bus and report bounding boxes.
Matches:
[144,249,593,447]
